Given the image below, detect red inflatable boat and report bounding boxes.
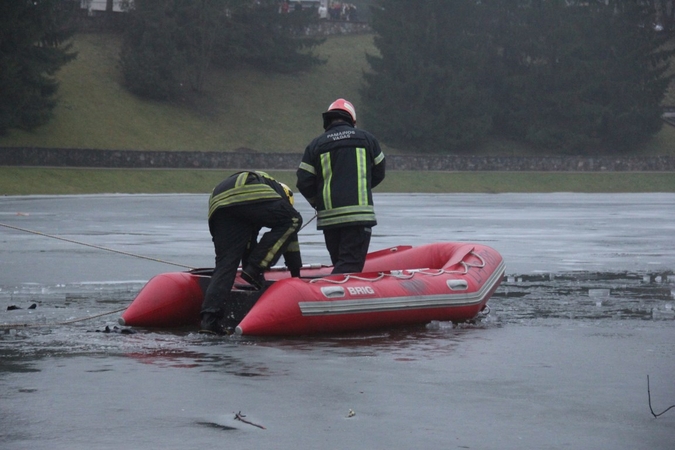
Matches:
[119,242,505,336]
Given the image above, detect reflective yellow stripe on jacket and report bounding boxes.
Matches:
[298,161,315,174]
[208,184,281,219]
[320,152,333,210]
[316,147,375,228]
[317,205,376,227]
[259,215,301,269]
[356,148,368,206]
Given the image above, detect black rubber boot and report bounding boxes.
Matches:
[199,313,230,335]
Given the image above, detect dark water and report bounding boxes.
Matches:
[1,194,674,449]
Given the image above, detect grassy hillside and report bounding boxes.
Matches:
[1,32,675,156]
[0,32,673,195]
[0,32,382,153]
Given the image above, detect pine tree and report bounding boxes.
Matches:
[363,0,674,153]
[120,0,325,100]
[591,0,674,150]
[211,0,325,74]
[490,0,674,152]
[361,0,496,152]
[0,0,77,135]
[119,0,190,100]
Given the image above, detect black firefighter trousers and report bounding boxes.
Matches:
[324,225,372,274]
[200,200,302,319]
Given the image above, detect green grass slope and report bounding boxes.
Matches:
[0,33,380,153]
[0,33,674,194]
[2,32,675,156]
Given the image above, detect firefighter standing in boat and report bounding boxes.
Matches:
[200,171,303,335]
[296,98,385,274]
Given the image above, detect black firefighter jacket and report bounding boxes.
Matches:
[296,122,385,230]
[208,170,302,273]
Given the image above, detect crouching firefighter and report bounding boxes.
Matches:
[200,171,303,335]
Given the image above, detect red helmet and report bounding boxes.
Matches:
[322,98,356,129]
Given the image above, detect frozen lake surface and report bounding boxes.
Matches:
[1,193,674,449]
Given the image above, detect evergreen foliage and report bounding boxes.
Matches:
[490,0,675,152]
[212,1,326,74]
[119,0,325,101]
[363,0,674,153]
[119,0,187,100]
[119,0,233,98]
[174,0,230,91]
[361,0,495,152]
[0,0,77,135]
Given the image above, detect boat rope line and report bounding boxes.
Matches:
[648,375,675,418]
[0,222,195,269]
[299,211,317,231]
[299,264,505,317]
[2,211,317,270]
[309,251,487,285]
[0,306,128,330]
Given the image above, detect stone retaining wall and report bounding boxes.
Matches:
[2,147,674,171]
